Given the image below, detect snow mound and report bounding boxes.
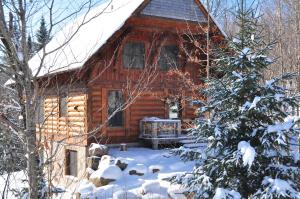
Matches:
[89,143,108,157]
[90,165,122,180]
[113,190,139,199]
[93,184,122,198]
[98,155,115,169]
[140,180,167,195]
[238,141,256,168]
[213,188,241,199]
[77,180,95,198]
[168,184,188,199]
[142,193,168,199]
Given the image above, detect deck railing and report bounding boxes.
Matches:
[140,118,181,139]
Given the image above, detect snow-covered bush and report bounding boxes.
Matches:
[173,4,300,199]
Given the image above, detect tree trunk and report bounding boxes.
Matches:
[25,87,40,199]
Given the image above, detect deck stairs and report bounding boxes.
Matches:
[178,135,206,149]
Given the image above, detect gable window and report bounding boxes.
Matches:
[122,42,145,69]
[108,90,124,127]
[65,150,78,177]
[59,94,68,117]
[159,45,179,70]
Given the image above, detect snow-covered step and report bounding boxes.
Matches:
[183,143,206,149]
[179,139,195,144]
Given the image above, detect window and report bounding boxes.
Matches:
[65,150,78,177]
[37,97,44,124]
[122,42,145,69]
[159,45,179,70]
[108,90,124,127]
[168,100,182,119]
[59,94,68,117]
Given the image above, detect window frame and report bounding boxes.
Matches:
[167,98,183,119]
[59,93,68,118]
[65,149,78,177]
[107,90,125,128]
[122,41,146,69]
[158,44,180,71]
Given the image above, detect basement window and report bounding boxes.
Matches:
[59,94,68,117]
[122,42,145,69]
[108,90,124,127]
[159,45,179,70]
[65,150,78,177]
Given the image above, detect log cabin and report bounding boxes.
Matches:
[31,0,225,182]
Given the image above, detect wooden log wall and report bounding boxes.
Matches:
[42,92,88,146]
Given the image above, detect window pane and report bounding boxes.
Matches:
[36,97,44,124]
[59,94,68,117]
[122,42,145,69]
[159,45,179,70]
[108,90,124,127]
[169,101,179,119]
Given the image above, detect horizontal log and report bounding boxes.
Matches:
[67,101,86,107]
[68,95,86,99]
[130,107,166,111]
[67,112,85,117]
[68,107,86,112]
[67,126,85,132]
[131,101,164,106]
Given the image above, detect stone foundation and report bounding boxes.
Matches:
[44,141,88,190]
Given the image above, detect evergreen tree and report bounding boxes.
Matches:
[36,16,49,51]
[174,3,300,199]
[27,35,34,58]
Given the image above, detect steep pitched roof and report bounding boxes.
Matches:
[30,0,144,77]
[141,0,206,22]
[29,0,225,78]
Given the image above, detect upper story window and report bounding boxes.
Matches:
[59,94,68,117]
[122,42,145,69]
[159,45,179,70]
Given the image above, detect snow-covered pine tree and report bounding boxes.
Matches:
[173,2,300,199]
[36,16,49,51]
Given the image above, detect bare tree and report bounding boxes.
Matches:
[0,0,117,198]
[261,0,300,93]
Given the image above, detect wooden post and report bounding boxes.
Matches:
[120,143,128,151]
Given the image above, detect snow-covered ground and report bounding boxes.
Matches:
[68,147,195,199]
[0,170,28,199]
[0,147,195,199]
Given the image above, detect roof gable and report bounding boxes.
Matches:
[141,0,206,22]
[29,0,144,77]
[26,0,225,79]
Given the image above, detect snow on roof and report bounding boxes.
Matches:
[28,0,226,78]
[30,0,144,77]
